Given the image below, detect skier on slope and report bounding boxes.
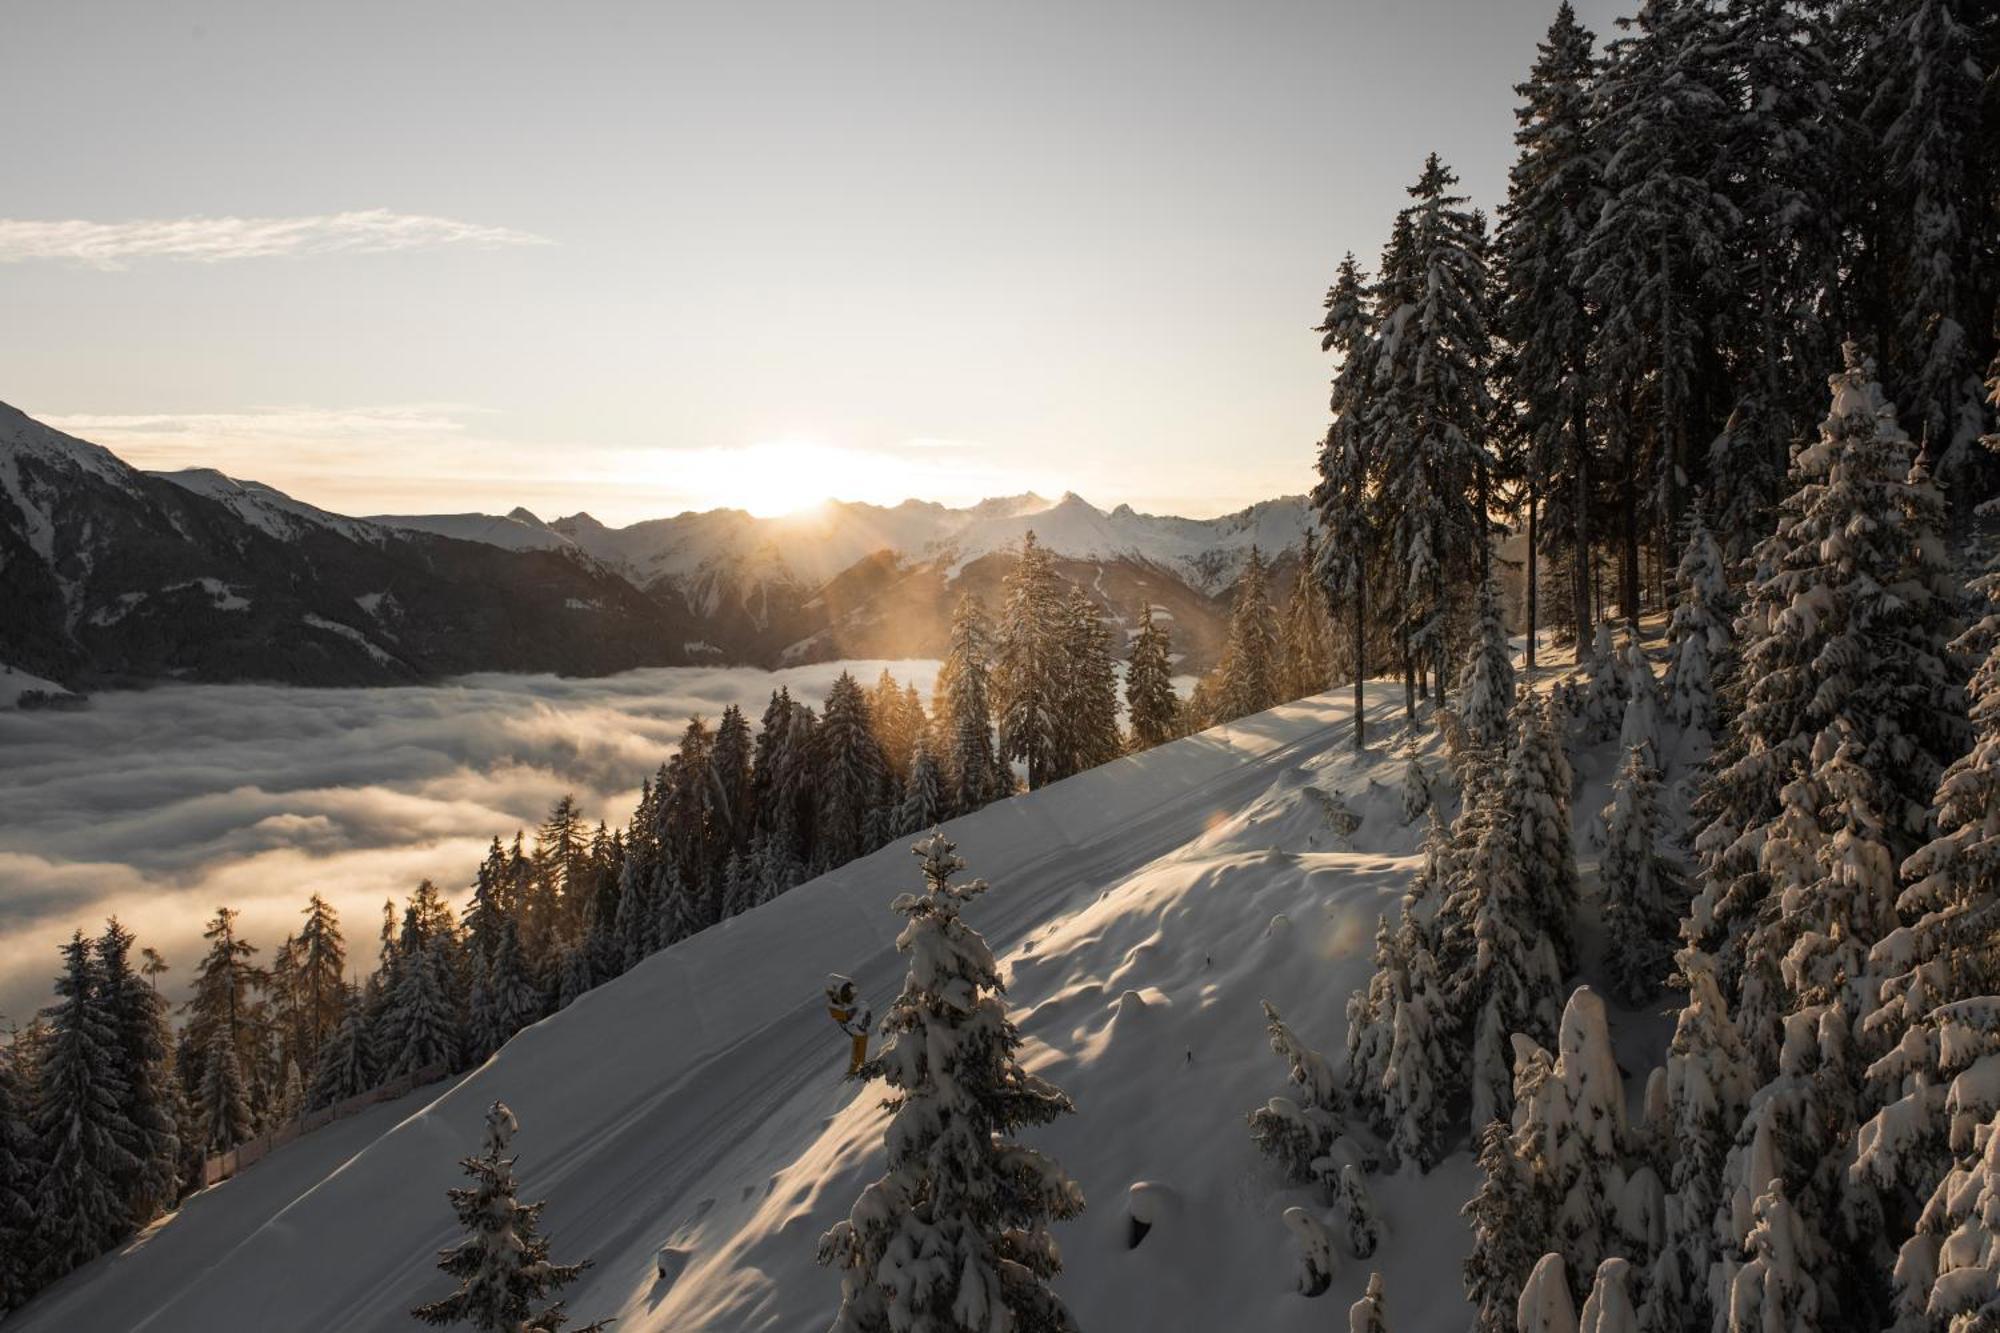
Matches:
[825,975,872,1077]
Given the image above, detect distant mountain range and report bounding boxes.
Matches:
[0,402,1313,690]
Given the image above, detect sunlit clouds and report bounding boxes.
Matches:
[0,210,552,269]
[0,661,941,1021]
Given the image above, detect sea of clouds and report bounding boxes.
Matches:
[0,661,938,1023]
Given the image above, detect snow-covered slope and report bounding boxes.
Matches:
[537,492,1314,598]
[154,468,384,544]
[16,685,1470,1333]
[366,506,577,552]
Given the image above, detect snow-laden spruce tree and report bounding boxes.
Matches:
[1642,952,1752,1333]
[1250,1000,1347,1187]
[1459,574,1517,749]
[1578,622,1624,743]
[411,1101,605,1332]
[1279,532,1337,703]
[30,932,139,1286]
[95,918,179,1224]
[1440,782,1563,1133]
[817,831,1083,1332]
[994,533,1070,791]
[1311,250,1381,751]
[1614,638,1660,771]
[1058,583,1123,778]
[1504,694,1580,971]
[1465,1119,1544,1333]
[1578,1256,1636,1333]
[1349,1271,1389,1333]
[0,1038,35,1309]
[1400,742,1434,824]
[897,734,948,835]
[1496,0,1601,668]
[309,1006,373,1110]
[1664,511,1730,735]
[1379,915,1454,1169]
[1721,1180,1820,1331]
[1283,1205,1339,1297]
[1691,346,1966,1002]
[477,917,542,1059]
[1880,1106,2000,1330]
[1124,601,1180,749]
[816,672,888,867]
[1600,746,1682,1004]
[1517,1252,1578,1333]
[378,899,465,1080]
[1511,988,1629,1300]
[1219,546,1282,721]
[1340,1163,1383,1259]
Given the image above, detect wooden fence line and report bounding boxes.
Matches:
[200,1061,450,1188]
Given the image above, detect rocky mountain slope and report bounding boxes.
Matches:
[0,404,699,689]
[2,403,1313,689]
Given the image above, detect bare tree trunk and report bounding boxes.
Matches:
[1526,484,1539,672]
[1572,391,1592,663]
[1353,574,1366,752]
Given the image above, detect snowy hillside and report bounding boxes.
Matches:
[367,507,577,553]
[13,684,1520,1332]
[154,468,384,545]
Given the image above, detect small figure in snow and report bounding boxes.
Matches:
[825,975,872,1077]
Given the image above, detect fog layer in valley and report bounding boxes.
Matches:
[0,661,938,1021]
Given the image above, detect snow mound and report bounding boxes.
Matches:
[18,686,1483,1332]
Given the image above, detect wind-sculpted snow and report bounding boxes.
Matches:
[10,686,1492,1332]
[0,661,936,1022]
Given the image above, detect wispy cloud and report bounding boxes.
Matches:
[0,209,551,269]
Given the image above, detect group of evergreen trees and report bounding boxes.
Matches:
[1289,336,1992,1330]
[1182,543,1342,733]
[1312,0,1998,747]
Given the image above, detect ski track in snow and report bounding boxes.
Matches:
[17,673,1669,1332]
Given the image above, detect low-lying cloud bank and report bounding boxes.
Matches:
[0,661,937,1023]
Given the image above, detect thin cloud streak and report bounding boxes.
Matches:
[0,210,551,268]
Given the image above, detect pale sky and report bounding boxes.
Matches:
[2,0,1630,524]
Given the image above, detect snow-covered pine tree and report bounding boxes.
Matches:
[935,593,1008,812]
[1339,1162,1383,1258]
[309,1006,372,1110]
[1440,779,1563,1132]
[1378,154,1494,698]
[1722,1179,1821,1331]
[1864,0,1993,499]
[411,1101,606,1332]
[896,732,946,835]
[1459,573,1517,749]
[1691,345,1967,1009]
[1504,694,1580,971]
[1124,601,1180,749]
[1345,918,1400,1122]
[1512,988,1629,1300]
[377,893,464,1080]
[1614,638,1659,771]
[1219,546,1282,721]
[1349,1271,1389,1333]
[1283,1205,1339,1297]
[1578,622,1624,743]
[1600,746,1683,1004]
[95,919,179,1224]
[1879,1106,2000,1330]
[1379,921,1453,1170]
[1497,0,1601,679]
[1663,509,1729,735]
[1279,532,1337,702]
[198,1021,252,1153]
[1577,1256,1636,1333]
[1577,0,1733,593]
[817,831,1084,1332]
[1517,1252,1579,1333]
[709,702,757,857]
[554,935,592,1011]
[1311,249,1381,750]
[478,917,541,1058]
[31,932,138,1285]
[0,1037,36,1309]
[1400,742,1433,824]
[815,671,886,868]
[1643,952,1752,1333]
[994,532,1070,790]
[1058,582,1122,779]
[180,905,264,1137]
[1249,1000,1346,1186]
